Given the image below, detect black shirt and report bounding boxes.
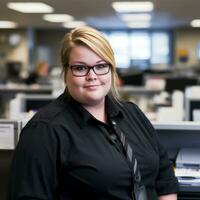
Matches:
[8,92,178,200]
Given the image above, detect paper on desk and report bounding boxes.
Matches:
[178,177,200,186]
[0,124,15,149]
[175,168,200,178]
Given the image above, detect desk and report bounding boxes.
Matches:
[0,84,53,95]
[118,85,162,96]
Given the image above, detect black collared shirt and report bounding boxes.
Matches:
[8,92,178,200]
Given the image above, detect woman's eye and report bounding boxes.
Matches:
[74,66,87,71]
[95,64,107,69]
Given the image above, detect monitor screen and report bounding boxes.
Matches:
[21,95,56,112]
[165,77,198,93]
[185,98,200,121]
[6,61,22,81]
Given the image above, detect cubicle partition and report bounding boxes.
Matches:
[0,121,200,200]
[0,120,20,200]
[153,122,200,200]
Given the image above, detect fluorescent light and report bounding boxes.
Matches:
[43,14,74,23]
[63,21,87,28]
[120,14,152,21]
[126,21,151,28]
[191,19,200,27]
[112,1,154,13]
[0,21,17,29]
[7,2,53,13]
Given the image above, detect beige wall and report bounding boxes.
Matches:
[0,29,29,75]
[175,28,200,67]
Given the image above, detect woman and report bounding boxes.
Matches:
[25,61,49,85]
[8,26,178,200]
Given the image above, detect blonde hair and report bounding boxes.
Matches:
[60,26,119,101]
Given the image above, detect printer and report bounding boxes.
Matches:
[175,148,200,184]
[176,148,200,168]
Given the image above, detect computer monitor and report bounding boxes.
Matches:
[6,61,22,82]
[120,72,144,86]
[21,94,56,112]
[165,77,198,93]
[9,94,56,119]
[153,122,200,163]
[185,97,200,121]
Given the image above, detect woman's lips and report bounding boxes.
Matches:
[84,84,100,89]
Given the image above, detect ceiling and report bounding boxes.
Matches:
[0,0,200,30]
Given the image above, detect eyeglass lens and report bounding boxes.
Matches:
[70,64,110,76]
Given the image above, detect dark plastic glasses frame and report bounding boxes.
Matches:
[69,63,111,77]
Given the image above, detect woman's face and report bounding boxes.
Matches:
[66,45,112,106]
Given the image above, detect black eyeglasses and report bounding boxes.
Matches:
[69,63,111,77]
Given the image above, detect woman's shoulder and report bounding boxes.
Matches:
[118,100,142,115]
[25,93,69,127]
[118,100,157,137]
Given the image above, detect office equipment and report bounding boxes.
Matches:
[0,120,20,149]
[120,72,144,86]
[175,148,200,187]
[176,148,200,168]
[153,122,200,198]
[6,61,22,82]
[185,97,200,121]
[22,94,55,112]
[9,94,56,119]
[153,122,200,163]
[165,77,198,93]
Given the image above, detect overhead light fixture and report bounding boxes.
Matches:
[63,21,87,28]
[0,21,17,29]
[112,1,153,13]
[7,2,53,13]
[120,13,152,21]
[191,19,200,27]
[43,14,74,23]
[126,21,151,28]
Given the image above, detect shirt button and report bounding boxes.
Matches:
[111,120,116,125]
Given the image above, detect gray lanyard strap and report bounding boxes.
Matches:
[110,119,141,191]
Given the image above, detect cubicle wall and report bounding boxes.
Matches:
[0,120,20,200]
[153,122,200,162]
[153,122,200,200]
[0,121,200,200]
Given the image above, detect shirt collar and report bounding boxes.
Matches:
[63,92,123,128]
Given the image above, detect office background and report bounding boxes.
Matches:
[1,1,200,200]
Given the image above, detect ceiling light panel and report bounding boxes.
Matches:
[191,19,200,27]
[112,1,153,13]
[63,21,87,28]
[7,2,54,13]
[120,14,152,21]
[0,21,17,29]
[43,14,74,23]
[126,21,151,28]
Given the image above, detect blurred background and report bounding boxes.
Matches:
[1,1,200,200]
[1,0,200,121]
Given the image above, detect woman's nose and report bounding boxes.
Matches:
[86,68,97,80]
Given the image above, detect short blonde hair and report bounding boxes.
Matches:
[60,26,119,100]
